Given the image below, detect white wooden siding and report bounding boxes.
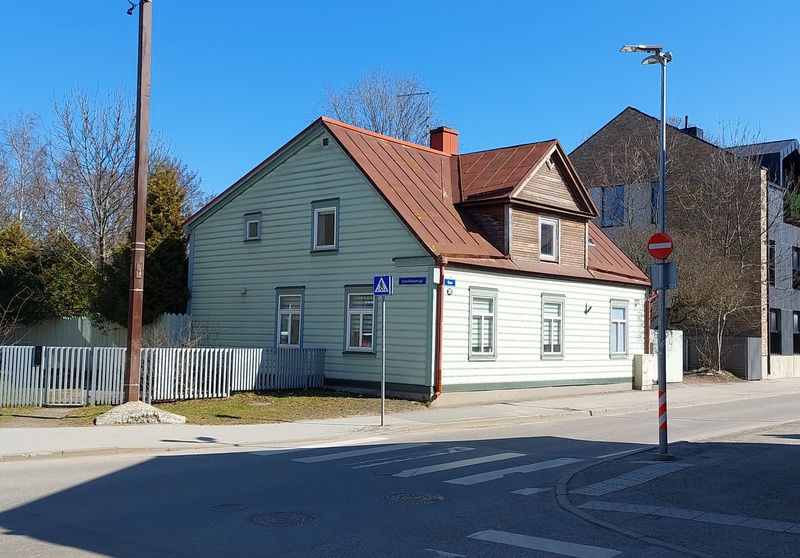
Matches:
[189,129,433,389]
[439,266,647,388]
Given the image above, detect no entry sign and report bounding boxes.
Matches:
[648,232,673,259]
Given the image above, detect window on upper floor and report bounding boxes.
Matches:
[469,288,497,359]
[601,185,625,227]
[276,290,303,348]
[651,181,660,226]
[345,290,374,352]
[793,247,800,290]
[539,217,559,261]
[542,294,565,358]
[311,199,339,251]
[610,301,628,356]
[243,212,261,241]
[768,241,776,286]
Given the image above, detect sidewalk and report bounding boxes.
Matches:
[2,377,799,462]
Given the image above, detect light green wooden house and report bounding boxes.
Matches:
[184,118,650,401]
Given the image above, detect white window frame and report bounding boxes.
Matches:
[346,291,374,352]
[276,292,303,348]
[539,217,559,261]
[542,294,564,358]
[311,199,339,251]
[610,300,628,356]
[469,288,498,360]
[243,212,261,241]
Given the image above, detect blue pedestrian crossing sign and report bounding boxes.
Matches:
[373,275,392,296]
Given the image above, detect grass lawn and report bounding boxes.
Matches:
[0,389,427,427]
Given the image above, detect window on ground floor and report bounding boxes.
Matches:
[346,290,374,352]
[610,300,628,356]
[469,288,497,359]
[794,312,800,354]
[770,308,782,355]
[542,294,565,358]
[276,289,303,348]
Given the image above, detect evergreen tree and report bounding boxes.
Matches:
[95,163,190,326]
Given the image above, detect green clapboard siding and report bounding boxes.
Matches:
[188,127,434,389]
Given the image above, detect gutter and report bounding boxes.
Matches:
[434,255,447,398]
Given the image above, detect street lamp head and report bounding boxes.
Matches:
[620,44,663,54]
[641,51,673,66]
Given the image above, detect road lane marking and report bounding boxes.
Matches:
[469,530,620,557]
[421,550,466,557]
[512,487,550,495]
[446,457,582,486]
[351,446,475,469]
[293,442,429,463]
[393,452,525,478]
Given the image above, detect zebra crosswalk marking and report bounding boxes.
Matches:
[393,452,525,478]
[293,443,429,463]
[469,530,620,557]
[446,457,582,486]
[351,446,475,469]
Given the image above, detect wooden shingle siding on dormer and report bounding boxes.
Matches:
[467,205,508,253]
[509,208,586,266]
[518,158,580,212]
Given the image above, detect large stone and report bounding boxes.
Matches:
[94,401,186,426]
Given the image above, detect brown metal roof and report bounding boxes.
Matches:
[323,118,505,259]
[187,117,648,288]
[587,221,650,285]
[459,142,554,202]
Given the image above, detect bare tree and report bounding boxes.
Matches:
[0,112,50,234]
[48,88,137,267]
[321,69,437,145]
[572,111,768,371]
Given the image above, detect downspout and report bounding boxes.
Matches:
[434,255,447,398]
[645,291,659,353]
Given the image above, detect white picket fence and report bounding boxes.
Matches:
[0,346,326,407]
[0,346,126,407]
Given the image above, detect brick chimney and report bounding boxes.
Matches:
[430,126,459,155]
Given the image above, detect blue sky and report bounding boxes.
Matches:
[2,1,798,197]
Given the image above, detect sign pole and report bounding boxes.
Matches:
[373,275,392,427]
[381,295,386,426]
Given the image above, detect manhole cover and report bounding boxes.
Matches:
[249,512,318,527]
[213,504,248,512]
[382,492,444,504]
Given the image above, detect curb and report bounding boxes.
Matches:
[1,386,795,463]
[556,448,715,558]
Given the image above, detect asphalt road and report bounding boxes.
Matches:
[0,395,798,557]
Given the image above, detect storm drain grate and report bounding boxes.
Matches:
[382,492,445,504]
[213,504,248,512]
[249,512,318,527]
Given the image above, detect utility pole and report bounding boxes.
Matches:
[124,0,152,402]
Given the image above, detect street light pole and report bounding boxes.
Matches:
[621,44,673,459]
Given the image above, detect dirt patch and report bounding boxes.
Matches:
[0,406,78,428]
[682,369,746,384]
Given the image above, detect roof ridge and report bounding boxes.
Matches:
[320,116,449,156]
[461,139,557,157]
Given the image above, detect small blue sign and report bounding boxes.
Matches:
[444,278,456,287]
[399,277,427,286]
[373,275,392,296]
